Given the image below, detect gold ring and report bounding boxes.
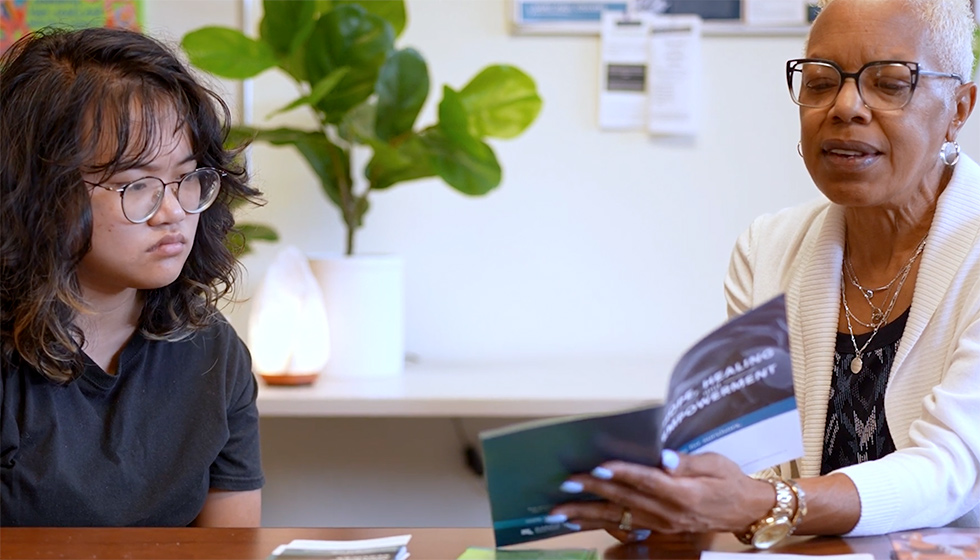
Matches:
[618,507,632,531]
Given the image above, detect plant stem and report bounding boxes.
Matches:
[324,124,357,255]
[345,214,355,256]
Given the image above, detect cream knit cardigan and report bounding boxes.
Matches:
[724,155,980,536]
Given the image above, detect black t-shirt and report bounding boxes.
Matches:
[1,319,265,526]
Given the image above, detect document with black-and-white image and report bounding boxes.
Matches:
[598,10,653,130]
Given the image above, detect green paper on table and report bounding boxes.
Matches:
[457,548,598,560]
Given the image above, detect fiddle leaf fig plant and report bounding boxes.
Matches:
[973,25,979,77]
[182,0,543,255]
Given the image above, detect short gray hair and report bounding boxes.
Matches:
[813,0,977,80]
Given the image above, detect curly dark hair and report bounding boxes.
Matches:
[1,26,262,383]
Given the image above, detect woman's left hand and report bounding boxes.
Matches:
[548,450,774,541]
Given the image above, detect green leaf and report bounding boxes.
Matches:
[366,135,435,190]
[436,85,471,145]
[339,100,378,145]
[305,4,395,123]
[336,0,407,37]
[249,127,350,209]
[226,126,257,150]
[260,0,319,80]
[266,67,350,119]
[260,0,317,56]
[239,223,280,242]
[973,26,979,77]
[459,65,542,139]
[225,223,279,257]
[420,127,501,196]
[181,27,278,79]
[375,48,429,141]
[409,87,499,195]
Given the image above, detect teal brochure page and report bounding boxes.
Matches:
[481,404,664,546]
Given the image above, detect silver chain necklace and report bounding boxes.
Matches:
[841,236,924,374]
[843,234,927,328]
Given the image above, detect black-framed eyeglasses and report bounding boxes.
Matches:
[84,167,225,224]
[786,58,964,111]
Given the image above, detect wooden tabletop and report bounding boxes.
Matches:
[0,527,895,559]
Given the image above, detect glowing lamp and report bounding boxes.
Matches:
[248,245,330,385]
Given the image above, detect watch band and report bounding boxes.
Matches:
[736,477,797,549]
[785,478,807,531]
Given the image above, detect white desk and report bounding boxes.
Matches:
[256,357,675,417]
[256,357,675,527]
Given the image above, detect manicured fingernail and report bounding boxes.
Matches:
[629,529,652,542]
[544,513,567,523]
[661,449,679,471]
[559,480,584,493]
[564,522,581,531]
[591,466,613,480]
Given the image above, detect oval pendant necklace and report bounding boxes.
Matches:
[842,283,875,373]
[850,355,864,375]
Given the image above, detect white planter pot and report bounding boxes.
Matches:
[308,254,405,377]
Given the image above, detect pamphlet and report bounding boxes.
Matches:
[480,295,803,546]
[646,14,702,137]
[458,548,598,560]
[598,10,653,130]
[266,535,411,560]
[889,528,980,559]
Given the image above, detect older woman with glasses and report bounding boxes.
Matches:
[549,0,979,547]
[1,27,265,526]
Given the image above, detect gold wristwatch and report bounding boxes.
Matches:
[736,477,796,549]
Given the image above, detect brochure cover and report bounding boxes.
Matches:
[889,528,980,559]
[480,295,803,546]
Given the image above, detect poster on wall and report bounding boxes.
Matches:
[510,0,818,36]
[1,0,144,53]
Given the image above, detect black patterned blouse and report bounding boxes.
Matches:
[820,307,910,475]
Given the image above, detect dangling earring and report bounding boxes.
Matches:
[940,140,960,167]
[797,142,804,158]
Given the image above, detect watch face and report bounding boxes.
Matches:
[753,521,793,549]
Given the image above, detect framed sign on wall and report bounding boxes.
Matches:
[510,0,819,36]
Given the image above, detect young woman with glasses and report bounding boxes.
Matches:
[0,27,265,526]
[549,0,979,547]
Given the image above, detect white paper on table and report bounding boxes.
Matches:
[646,14,701,137]
[702,553,874,560]
[272,535,412,560]
[743,0,807,26]
[598,9,653,130]
[285,535,411,550]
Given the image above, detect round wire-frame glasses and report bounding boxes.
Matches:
[85,167,225,224]
[786,58,964,111]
